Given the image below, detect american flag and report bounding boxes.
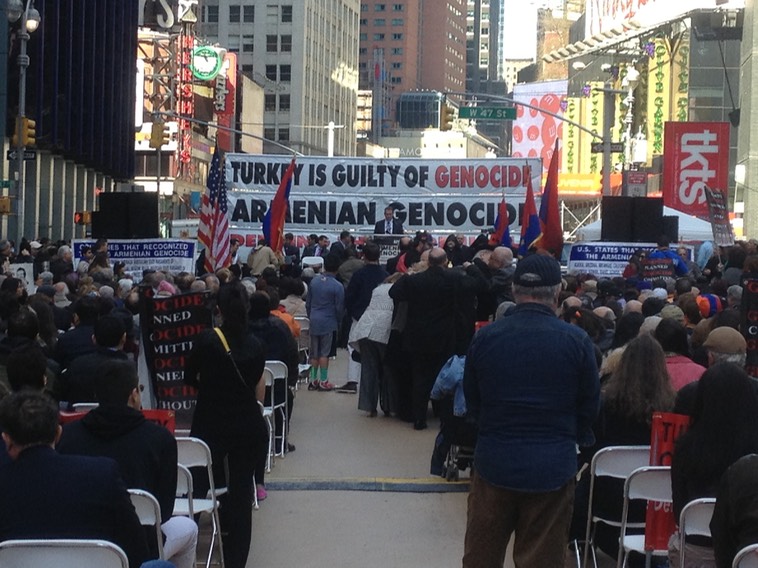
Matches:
[197,147,231,273]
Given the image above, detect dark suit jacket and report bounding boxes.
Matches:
[0,446,149,567]
[55,324,97,369]
[53,348,129,406]
[389,264,486,354]
[374,218,404,235]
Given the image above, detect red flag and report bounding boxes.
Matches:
[263,158,296,254]
[538,139,563,257]
[519,174,542,256]
[197,147,231,272]
[489,196,512,248]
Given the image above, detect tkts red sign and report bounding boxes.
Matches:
[662,122,730,220]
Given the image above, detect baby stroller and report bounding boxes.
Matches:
[430,355,478,481]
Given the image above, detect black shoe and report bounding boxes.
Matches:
[287,443,296,453]
[335,381,358,393]
[413,420,427,431]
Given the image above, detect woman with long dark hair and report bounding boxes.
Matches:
[572,333,676,564]
[185,282,268,568]
[669,363,758,567]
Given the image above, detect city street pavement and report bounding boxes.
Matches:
[243,348,615,568]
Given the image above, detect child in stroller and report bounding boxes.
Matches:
[429,355,477,481]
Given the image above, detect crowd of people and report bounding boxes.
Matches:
[0,227,757,567]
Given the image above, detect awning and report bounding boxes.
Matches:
[542,8,732,63]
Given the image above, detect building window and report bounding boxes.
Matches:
[243,35,254,52]
[279,128,290,142]
[266,65,277,80]
[392,18,402,25]
[392,33,402,40]
[281,5,292,22]
[205,5,218,23]
[393,3,403,10]
[374,18,385,25]
[359,47,367,55]
[264,127,276,141]
[279,94,290,111]
[228,35,240,52]
[241,64,253,74]
[280,64,291,81]
[281,35,292,52]
[244,5,255,22]
[375,3,386,11]
[390,76,401,84]
[265,94,277,111]
[229,5,240,22]
[373,33,385,40]
[391,62,402,69]
[267,35,278,51]
[360,18,367,25]
[360,33,367,41]
[361,4,368,11]
[391,47,403,55]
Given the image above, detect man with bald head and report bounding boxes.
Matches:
[473,246,515,320]
[389,246,486,429]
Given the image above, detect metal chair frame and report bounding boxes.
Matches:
[0,539,129,568]
[128,488,165,560]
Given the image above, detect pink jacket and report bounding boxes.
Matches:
[665,355,706,391]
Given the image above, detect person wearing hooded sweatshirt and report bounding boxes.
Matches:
[57,359,198,568]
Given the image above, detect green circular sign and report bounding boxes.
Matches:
[190,46,223,81]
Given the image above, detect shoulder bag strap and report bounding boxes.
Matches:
[213,327,252,391]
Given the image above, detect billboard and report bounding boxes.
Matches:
[224,155,542,234]
[661,121,730,220]
[512,81,567,174]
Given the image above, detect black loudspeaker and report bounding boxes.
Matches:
[601,196,633,242]
[127,193,160,238]
[631,197,663,242]
[90,210,129,238]
[95,193,159,238]
[662,215,679,244]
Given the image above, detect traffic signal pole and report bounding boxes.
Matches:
[14,8,30,244]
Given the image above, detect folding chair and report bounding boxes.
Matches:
[0,539,128,568]
[259,368,276,472]
[175,437,225,568]
[581,445,651,568]
[266,360,289,457]
[128,489,165,560]
[175,463,194,517]
[679,498,715,567]
[72,402,99,412]
[734,543,758,568]
[617,466,672,568]
[294,316,311,386]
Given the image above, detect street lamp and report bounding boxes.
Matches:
[7,0,40,242]
[622,64,640,168]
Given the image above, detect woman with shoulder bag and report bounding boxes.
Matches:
[185,282,268,568]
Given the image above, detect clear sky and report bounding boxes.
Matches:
[502,1,538,60]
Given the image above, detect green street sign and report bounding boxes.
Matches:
[0,180,11,189]
[458,106,516,120]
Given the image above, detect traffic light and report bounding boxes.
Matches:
[23,118,36,147]
[440,105,455,131]
[74,211,92,225]
[150,122,168,149]
[12,118,36,147]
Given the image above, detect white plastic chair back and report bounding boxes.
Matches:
[679,498,715,567]
[582,446,650,568]
[0,539,128,568]
[301,256,324,270]
[72,402,99,412]
[175,436,225,568]
[266,360,289,457]
[128,489,165,559]
[734,544,758,568]
[617,466,673,567]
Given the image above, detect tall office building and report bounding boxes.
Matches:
[466,0,505,95]
[358,0,466,131]
[198,0,360,156]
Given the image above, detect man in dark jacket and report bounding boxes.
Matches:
[389,247,486,430]
[57,359,197,568]
[54,313,129,407]
[462,254,600,567]
[0,391,150,568]
[55,295,100,369]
